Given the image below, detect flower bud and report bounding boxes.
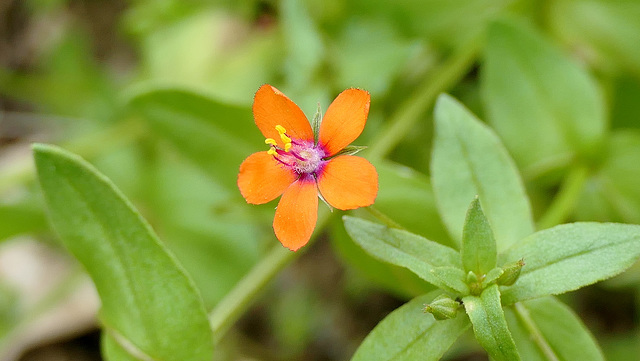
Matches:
[423,294,461,320]
[497,258,525,286]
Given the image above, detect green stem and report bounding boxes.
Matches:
[209,210,332,342]
[514,303,560,361]
[0,119,144,195]
[367,36,482,161]
[536,164,589,230]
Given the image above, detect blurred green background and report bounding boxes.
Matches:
[1,0,640,360]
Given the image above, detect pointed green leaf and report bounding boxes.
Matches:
[343,216,462,292]
[482,19,605,174]
[33,144,213,361]
[463,284,520,361]
[431,94,534,251]
[500,222,640,304]
[351,291,470,361]
[505,296,604,361]
[462,197,497,275]
[126,87,261,190]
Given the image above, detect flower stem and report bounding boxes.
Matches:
[513,302,560,361]
[367,36,482,161]
[365,206,403,229]
[209,210,333,343]
[536,164,589,230]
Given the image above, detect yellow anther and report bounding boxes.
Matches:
[280,133,291,144]
[284,143,292,152]
[275,125,287,135]
[267,148,277,156]
[265,138,277,146]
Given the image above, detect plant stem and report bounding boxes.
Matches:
[513,303,560,361]
[365,206,403,229]
[209,210,332,343]
[536,164,589,230]
[367,36,482,161]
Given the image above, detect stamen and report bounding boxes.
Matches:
[275,125,287,134]
[284,143,292,152]
[265,138,277,146]
[267,148,278,156]
[273,156,293,167]
[280,133,292,144]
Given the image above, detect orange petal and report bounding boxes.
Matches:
[318,88,370,156]
[253,84,314,144]
[317,155,378,210]
[273,179,318,251]
[238,151,297,204]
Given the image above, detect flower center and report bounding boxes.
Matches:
[265,125,327,176]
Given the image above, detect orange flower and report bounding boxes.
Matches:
[238,84,378,251]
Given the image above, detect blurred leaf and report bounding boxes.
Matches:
[500,222,640,304]
[0,30,117,123]
[137,10,281,104]
[332,19,419,97]
[351,291,470,361]
[281,0,324,89]
[463,285,520,361]
[0,200,47,242]
[505,296,604,361]
[461,197,497,275]
[576,130,640,223]
[482,19,606,175]
[374,161,451,246]
[431,94,534,251]
[549,0,640,78]
[145,157,262,309]
[127,87,261,190]
[343,216,462,293]
[330,218,434,299]
[34,144,213,361]
[610,76,640,130]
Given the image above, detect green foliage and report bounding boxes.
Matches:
[431,94,534,251]
[33,144,213,361]
[351,292,469,361]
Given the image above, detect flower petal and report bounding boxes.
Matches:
[273,179,318,251]
[238,151,297,204]
[318,155,378,210]
[253,84,314,144]
[318,88,370,156]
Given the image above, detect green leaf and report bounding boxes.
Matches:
[482,19,606,174]
[461,197,497,275]
[549,0,640,78]
[431,94,534,251]
[343,216,462,292]
[330,218,435,299]
[463,284,520,361]
[0,200,47,242]
[374,161,452,247]
[126,87,261,190]
[33,144,213,361]
[505,296,604,361]
[500,222,640,304]
[576,130,640,223]
[351,291,470,361]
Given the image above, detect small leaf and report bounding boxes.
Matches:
[431,94,534,251]
[462,197,497,275]
[482,19,605,174]
[351,291,470,361]
[0,200,47,243]
[505,296,604,361]
[33,144,214,361]
[343,216,462,292]
[463,284,520,361]
[500,222,640,304]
